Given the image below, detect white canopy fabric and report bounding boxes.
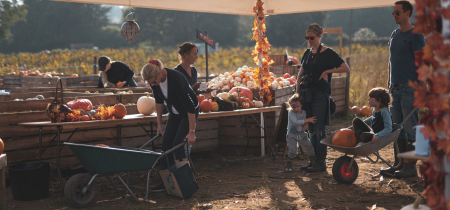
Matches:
[53,0,403,15]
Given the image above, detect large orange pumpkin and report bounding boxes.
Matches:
[0,138,3,154]
[200,100,213,112]
[332,129,358,147]
[360,106,372,117]
[67,97,93,111]
[114,103,127,119]
[351,106,361,115]
[228,87,253,100]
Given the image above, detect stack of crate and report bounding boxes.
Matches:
[269,55,299,78]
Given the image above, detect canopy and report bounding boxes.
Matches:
[53,0,402,15]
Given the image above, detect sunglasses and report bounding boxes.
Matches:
[305,36,316,40]
[392,11,401,16]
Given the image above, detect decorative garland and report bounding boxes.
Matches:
[409,0,450,208]
[251,0,273,104]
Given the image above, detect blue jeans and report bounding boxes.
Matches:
[390,85,418,141]
[307,90,328,151]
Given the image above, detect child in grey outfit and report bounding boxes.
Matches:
[285,93,317,173]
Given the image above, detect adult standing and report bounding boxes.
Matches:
[174,42,212,94]
[141,59,199,192]
[97,56,138,88]
[380,1,425,178]
[296,23,350,173]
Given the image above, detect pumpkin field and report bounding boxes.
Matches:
[0,44,388,106]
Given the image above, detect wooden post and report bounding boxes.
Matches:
[345,57,351,115]
[93,56,97,75]
[0,154,7,210]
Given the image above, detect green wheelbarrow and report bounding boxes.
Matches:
[63,134,188,208]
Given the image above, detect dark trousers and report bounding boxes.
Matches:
[307,91,328,151]
[161,108,199,169]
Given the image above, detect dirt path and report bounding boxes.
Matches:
[6,116,425,210]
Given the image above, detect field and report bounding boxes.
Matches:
[0,44,389,106]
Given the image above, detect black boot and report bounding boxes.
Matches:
[301,149,317,170]
[285,159,293,173]
[306,149,327,173]
[380,139,406,176]
[394,162,418,178]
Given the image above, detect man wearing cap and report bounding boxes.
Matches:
[97,56,138,88]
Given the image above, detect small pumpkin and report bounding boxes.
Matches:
[71,74,79,78]
[137,94,156,115]
[79,115,90,121]
[197,94,205,102]
[242,102,250,109]
[235,97,245,105]
[200,100,213,112]
[351,106,361,115]
[228,94,236,102]
[360,106,372,117]
[255,101,264,108]
[249,101,255,108]
[218,92,229,100]
[67,97,93,111]
[332,129,358,147]
[114,103,127,119]
[211,102,219,112]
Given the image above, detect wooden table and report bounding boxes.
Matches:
[0,154,6,210]
[397,151,429,161]
[20,106,280,192]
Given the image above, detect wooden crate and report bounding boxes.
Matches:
[270,65,299,78]
[269,55,287,65]
[2,76,21,91]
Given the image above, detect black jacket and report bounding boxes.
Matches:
[97,61,134,88]
[151,68,199,117]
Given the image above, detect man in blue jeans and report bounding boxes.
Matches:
[380,1,425,178]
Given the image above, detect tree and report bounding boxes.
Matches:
[0,0,27,41]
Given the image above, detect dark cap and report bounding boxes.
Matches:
[98,56,111,71]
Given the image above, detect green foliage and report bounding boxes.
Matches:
[0,0,27,41]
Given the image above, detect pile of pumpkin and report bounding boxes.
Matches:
[8,70,79,78]
[349,105,372,117]
[199,86,264,113]
[207,65,296,91]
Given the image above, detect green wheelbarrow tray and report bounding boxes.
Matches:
[64,142,162,174]
[321,124,402,156]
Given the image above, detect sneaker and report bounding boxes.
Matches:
[151,183,166,192]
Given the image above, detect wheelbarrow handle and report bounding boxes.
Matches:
[400,107,418,126]
[162,141,187,156]
[139,134,162,149]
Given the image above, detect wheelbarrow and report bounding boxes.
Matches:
[63,134,189,208]
[320,108,417,184]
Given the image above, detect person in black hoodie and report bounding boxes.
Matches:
[97,56,138,88]
[141,59,199,192]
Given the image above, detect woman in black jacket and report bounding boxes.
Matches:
[97,56,138,88]
[141,59,199,192]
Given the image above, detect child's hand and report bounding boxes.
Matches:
[306,116,317,124]
[303,124,309,131]
[371,136,379,144]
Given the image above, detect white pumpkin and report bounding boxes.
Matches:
[227,76,233,81]
[222,86,230,91]
[242,78,247,84]
[218,92,229,100]
[137,94,156,115]
[222,79,229,85]
[234,82,241,87]
[224,72,230,77]
[255,101,264,108]
[271,82,279,90]
[216,82,224,88]
[235,77,242,82]
[232,92,238,98]
[247,81,254,86]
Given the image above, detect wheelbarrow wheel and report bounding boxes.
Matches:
[332,156,359,184]
[64,173,99,208]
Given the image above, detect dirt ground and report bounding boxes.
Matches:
[5,115,425,210]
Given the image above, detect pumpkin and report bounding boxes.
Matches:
[360,106,372,117]
[0,138,3,154]
[235,97,245,105]
[228,94,236,102]
[114,103,127,119]
[8,72,16,76]
[197,94,205,102]
[248,101,255,108]
[137,94,156,115]
[80,115,90,121]
[71,74,79,78]
[242,102,250,109]
[67,97,93,111]
[218,93,229,100]
[351,106,361,115]
[255,101,264,108]
[228,87,253,100]
[283,73,291,79]
[332,129,358,147]
[211,102,219,112]
[200,100,213,112]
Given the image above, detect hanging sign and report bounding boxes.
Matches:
[196,29,215,49]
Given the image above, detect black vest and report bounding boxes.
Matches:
[371,109,393,133]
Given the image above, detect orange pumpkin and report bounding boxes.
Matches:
[211,102,219,112]
[197,94,205,102]
[71,74,79,78]
[114,103,127,119]
[80,115,90,121]
[200,100,213,112]
[0,138,4,154]
[228,87,253,100]
[235,97,246,105]
[67,97,93,111]
[242,102,250,109]
[351,106,361,115]
[360,106,372,117]
[332,129,358,147]
[249,101,255,108]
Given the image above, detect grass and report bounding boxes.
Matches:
[41,195,67,208]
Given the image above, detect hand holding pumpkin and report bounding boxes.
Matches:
[117,81,127,87]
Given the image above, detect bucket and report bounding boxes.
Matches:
[415,125,430,157]
[8,162,50,201]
